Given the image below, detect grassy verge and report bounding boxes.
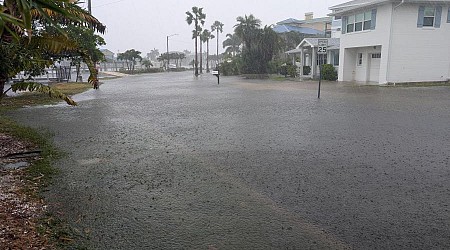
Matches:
[0,82,92,112]
[0,82,93,249]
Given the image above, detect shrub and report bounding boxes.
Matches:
[220,58,241,76]
[321,64,338,81]
[287,64,297,77]
[303,66,311,75]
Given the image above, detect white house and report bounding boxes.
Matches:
[286,38,340,78]
[330,0,450,84]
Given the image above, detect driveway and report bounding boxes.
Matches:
[9,72,450,249]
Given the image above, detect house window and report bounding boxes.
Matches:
[418,6,443,28]
[346,11,372,33]
[347,15,354,33]
[423,7,436,27]
[371,53,381,59]
[357,53,363,66]
[447,7,450,23]
[330,50,339,66]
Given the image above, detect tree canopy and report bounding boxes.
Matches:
[0,0,106,105]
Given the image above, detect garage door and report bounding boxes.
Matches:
[369,53,381,82]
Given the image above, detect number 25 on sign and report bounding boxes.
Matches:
[318,39,328,55]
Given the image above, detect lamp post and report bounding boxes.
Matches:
[166,34,178,71]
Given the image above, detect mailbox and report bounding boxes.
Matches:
[212,70,220,84]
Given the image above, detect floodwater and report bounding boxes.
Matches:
[9,72,450,249]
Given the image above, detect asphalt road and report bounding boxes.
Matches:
[9,72,450,249]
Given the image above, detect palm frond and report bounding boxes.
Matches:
[11,81,77,106]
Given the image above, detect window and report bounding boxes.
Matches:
[447,7,450,23]
[371,53,381,59]
[345,11,373,33]
[347,15,354,33]
[418,6,443,28]
[423,7,435,27]
[332,51,340,66]
[363,11,372,30]
[357,53,363,66]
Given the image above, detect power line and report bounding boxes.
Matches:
[93,0,127,8]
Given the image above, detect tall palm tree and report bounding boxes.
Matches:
[201,29,214,73]
[186,7,206,76]
[234,14,261,50]
[211,20,223,68]
[223,33,242,57]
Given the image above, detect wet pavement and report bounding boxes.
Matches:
[8,72,450,249]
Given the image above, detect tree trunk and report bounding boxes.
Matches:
[0,78,6,101]
[200,41,203,74]
[206,40,210,73]
[217,31,220,68]
[195,36,198,76]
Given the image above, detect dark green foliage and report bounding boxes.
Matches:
[240,26,281,74]
[220,58,242,76]
[303,66,311,75]
[287,64,297,77]
[321,64,338,81]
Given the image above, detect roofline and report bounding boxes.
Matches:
[330,0,450,14]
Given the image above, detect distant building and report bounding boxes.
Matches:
[273,12,333,37]
[100,49,115,62]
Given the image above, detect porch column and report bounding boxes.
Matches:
[299,49,303,76]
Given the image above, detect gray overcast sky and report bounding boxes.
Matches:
[88,0,345,55]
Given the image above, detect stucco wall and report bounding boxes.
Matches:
[388,4,450,83]
[338,3,393,82]
[339,2,450,84]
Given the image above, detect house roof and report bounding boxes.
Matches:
[330,0,450,15]
[272,24,325,35]
[300,38,340,48]
[277,16,333,25]
[286,38,340,54]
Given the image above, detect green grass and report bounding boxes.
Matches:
[0,82,92,112]
[0,115,61,188]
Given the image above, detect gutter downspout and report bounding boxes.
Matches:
[394,0,406,9]
[386,1,405,84]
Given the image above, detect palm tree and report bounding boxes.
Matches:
[186,7,206,76]
[211,21,224,68]
[201,29,214,72]
[223,33,242,57]
[234,14,261,50]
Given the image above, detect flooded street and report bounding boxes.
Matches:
[9,72,450,249]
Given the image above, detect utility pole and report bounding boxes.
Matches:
[88,0,92,14]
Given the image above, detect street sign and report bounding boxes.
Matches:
[318,39,328,55]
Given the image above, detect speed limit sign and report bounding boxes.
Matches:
[318,39,328,54]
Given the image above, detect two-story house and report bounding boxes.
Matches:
[330,0,450,84]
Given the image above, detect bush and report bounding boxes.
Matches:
[287,64,297,77]
[303,66,311,75]
[321,64,338,81]
[220,58,241,76]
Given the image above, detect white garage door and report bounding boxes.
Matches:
[369,53,381,82]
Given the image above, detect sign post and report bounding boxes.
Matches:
[317,39,328,99]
